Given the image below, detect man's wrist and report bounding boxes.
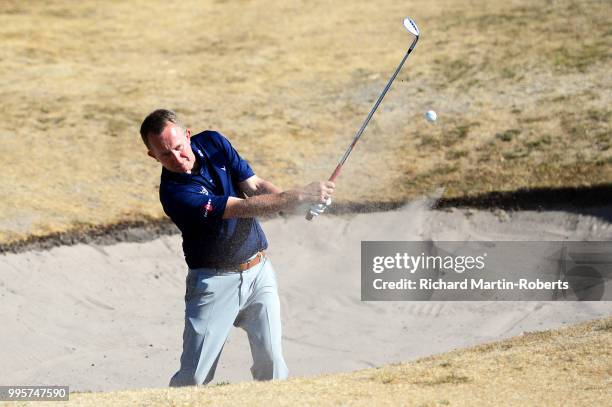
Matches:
[281,189,302,204]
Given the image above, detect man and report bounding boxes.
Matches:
[139,109,334,386]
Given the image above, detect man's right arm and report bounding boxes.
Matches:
[222,181,335,219]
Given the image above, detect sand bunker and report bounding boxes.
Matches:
[1,202,610,391]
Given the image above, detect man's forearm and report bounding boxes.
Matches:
[225,180,335,219]
[223,190,301,219]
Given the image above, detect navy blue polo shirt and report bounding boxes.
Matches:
[159,130,268,269]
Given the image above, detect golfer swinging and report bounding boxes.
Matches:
[140,109,334,386]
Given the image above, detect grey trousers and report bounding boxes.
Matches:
[169,256,289,386]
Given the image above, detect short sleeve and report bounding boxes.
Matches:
[216,132,255,182]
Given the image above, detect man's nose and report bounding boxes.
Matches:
[171,151,182,162]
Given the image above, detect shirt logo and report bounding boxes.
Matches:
[199,186,209,195]
[203,199,213,218]
[220,165,226,172]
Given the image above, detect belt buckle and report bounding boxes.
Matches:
[241,251,262,272]
[246,252,259,268]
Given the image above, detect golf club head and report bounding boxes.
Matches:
[403,17,420,37]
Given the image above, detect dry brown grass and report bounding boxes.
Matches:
[7,316,610,407]
[0,0,610,243]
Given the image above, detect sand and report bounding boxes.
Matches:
[0,202,611,391]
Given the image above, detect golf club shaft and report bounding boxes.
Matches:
[329,36,419,182]
[306,35,419,220]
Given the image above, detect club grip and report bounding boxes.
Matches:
[305,165,340,221]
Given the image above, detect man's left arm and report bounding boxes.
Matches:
[238,175,282,197]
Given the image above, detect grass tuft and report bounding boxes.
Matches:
[415,373,471,386]
[495,129,521,142]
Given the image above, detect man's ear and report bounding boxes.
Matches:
[185,128,191,139]
[147,150,158,161]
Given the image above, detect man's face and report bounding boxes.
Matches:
[147,122,196,174]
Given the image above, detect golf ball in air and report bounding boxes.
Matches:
[425,110,437,123]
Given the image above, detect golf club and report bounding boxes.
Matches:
[306,17,420,220]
